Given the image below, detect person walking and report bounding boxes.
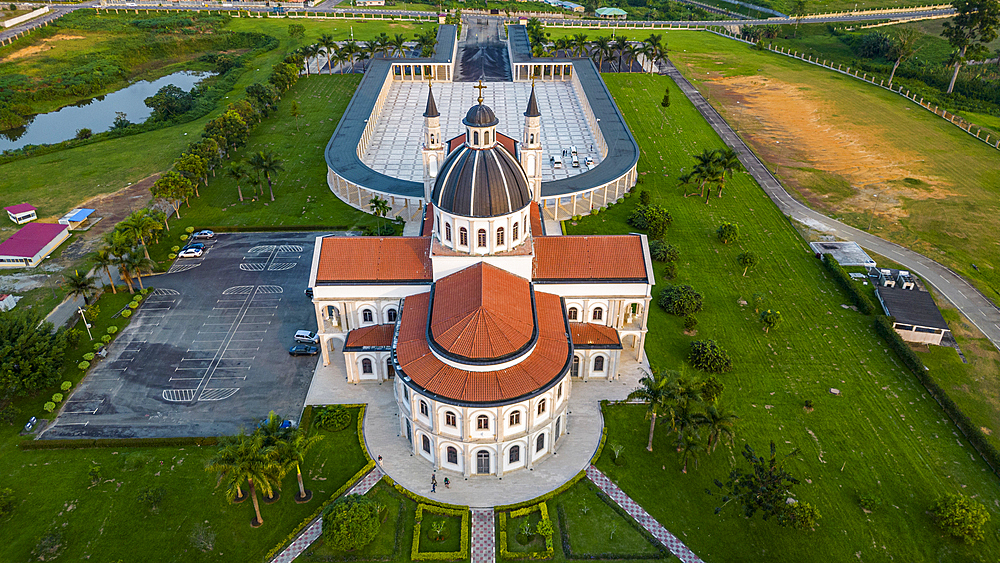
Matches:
[431,473,437,493]
[443,477,450,489]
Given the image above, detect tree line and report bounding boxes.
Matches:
[296,27,439,75]
[525,19,670,73]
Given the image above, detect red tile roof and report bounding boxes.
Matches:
[316,237,432,283]
[344,324,395,349]
[570,323,621,348]
[430,263,533,361]
[0,223,68,258]
[533,235,648,281]
[396,290,570,404]
[529,204,543,237]
[421,203,435,237]
[4,204,35,215]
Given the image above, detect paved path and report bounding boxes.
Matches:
[662,60,1000,354]
[471,508,496,563]
[44,294,85,329]
[586,465,704,563]
[269,466,385,563]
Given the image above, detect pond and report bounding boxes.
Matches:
[0,71,211,152]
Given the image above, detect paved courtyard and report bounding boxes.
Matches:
[44,233,326,439]
[303,338,648,507]
[363,81,603,183]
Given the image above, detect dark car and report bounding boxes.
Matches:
[288,344,319,356]
[183,242,206,251]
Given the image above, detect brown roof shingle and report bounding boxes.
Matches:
[533,235,648,281]
[570,323,622,349]
[316,237,432,283]
[396,290,570,404]
[430,263,533,361]
[344,324,395,349]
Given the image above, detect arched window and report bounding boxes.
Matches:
[477,415,489,430]
[460,227,468,246]
[445,411,457,427]
[484,131,490,144]
[436,219,441,235]
[422,435,430,453]
[473,131,479,145]
[477,229,487,248]
[529,133,534,144]
[557,382,563,399]
[537,399,546,416]
[509,411,521,426]
[447,446,458,464]
[420,400,428,416]
[594,356,605,372]
[362,358,373,374]
[536,433,545,452]
[513,222,519,241]
[404,386,410,400]
[509,445,520,463]
[386,358,395,378]
[387,309,397,322]
[496,227,504,246]
[430,134,436,144]
[445,223,452,242]
[568,307,578,321]
[362,309,373,323]
[571,356,580,377]
[592,307,603,321]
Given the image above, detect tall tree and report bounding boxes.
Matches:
[205,431,281,527]
[150,172,194,220]
[792,0,808,38]
[572,33,590,57]
[175,153,208,197]
[120,210,159,261]
[614,35,630,71]
[888,27,920,87]
[626,370,672,452]
[248,151,285,202]
[941,0,1000,93]
[679,434,707,473]
[592,36,613,71]
[713,148,742,198]
[318,33,337,74]
[710,441,802,522]
[63,270,97,305]
[301,43,320,75]
[226,161,250,202]
[362,40,379,71]
[390,33,408,57]
[284,429,324,502]
[369,195,391,234]
[701,405,738,453]
[290,100,303,132]
[0,312,68,396]
[92,249,118,294]
[120,252,153,292]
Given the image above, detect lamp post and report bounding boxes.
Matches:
[868,193,879,231]
[78,306,93,341]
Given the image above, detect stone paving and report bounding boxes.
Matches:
[586,465,704,563]
[268,466,385,563]
[304,338,648,507]
[362,81,602,183]
[470,508,496,563]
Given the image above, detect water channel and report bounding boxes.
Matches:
[0,71,211,152]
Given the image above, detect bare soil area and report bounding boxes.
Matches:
[699,73,956,221]
[0,34,88,62]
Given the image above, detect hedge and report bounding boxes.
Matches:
[410,503,470,561]
[499,502,555,560]
[262,460,376,562]
[821,254,875,314]
[874,315,1000,477]
[199,224,354,233]
[19,436,219,450]
[495,470,587,512]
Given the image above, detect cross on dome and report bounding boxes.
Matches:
[474,80,487,104]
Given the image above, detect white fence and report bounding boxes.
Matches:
[2,6,49,28]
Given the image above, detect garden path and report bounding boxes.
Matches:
[471,508,496,563]
[586,465,704,563]
[268,466,385,563]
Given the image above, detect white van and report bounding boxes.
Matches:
[570,145,578,156]
[553,155,563,169]
[571,154,580,168]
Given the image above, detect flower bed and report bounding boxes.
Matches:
[410,503,469,561]
[498,502,554,560]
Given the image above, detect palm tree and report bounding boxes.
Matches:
[92,249,118,294]
[626,370,672,452]
[571,33,589,57]
[622,43,640,73]
[205,431,281,527]
[301,43,321,75]
[331,46,348,75]
[256,411,292,502]
[713,148,741,198]
[120,211,158,261]
[343,40,359,73]
[248,151,284,202]
[284,429,324,502]
[362,40,379,71]
[888,27,920,87]
[369,195,391,234]
[701,405,738,453]
[115,254,136,294]
[614,35,630,71]
[64,270,97,305]
[226,161,250,202]
[390,33,408,58]
[679,435,707,474]
[592,36,612,71]
[376,33,391,57]
[554,37,570,57]
[121,252,153,291]
[317,34,336,75]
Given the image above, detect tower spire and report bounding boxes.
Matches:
[423,81,439,118]
[524,79,541,118]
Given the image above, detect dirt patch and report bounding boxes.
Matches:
[701,75,956,221]
[1,34,88,62]
[57,174,161,260]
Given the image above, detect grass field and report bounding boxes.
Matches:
[569,72,1000,563]
[553,480,663,558]
[0,408,368,562]
[659,31,1000,304]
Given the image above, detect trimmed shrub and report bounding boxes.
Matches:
[626,205,649,229]
[82,353,95,361]
[93,342,104,352]
[649,240,679,263]
[51,393,63,403]
[645,205,672,240]
[717,222,740,244]
[689,340,733,373]
[638,189,651,205]
[185,226,195,234]
[933,494,989,544]
[662,261,677,280]
[43,402,56,413]
[128,302,139,309]
[122,310,132,318]
[314,405,351,431]
[658,285,703,316]
[821,254,875,314]
[779,501,821,531]
[107,326,119,335]
[180,234,189,241]
[168,253,178,259]
[101,335,112,344]
[78,361,91,371]
[759,309,783,333]
[322,494,380,551]
[171,246,181,253]
[683,315,698,331]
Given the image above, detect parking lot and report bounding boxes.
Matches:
[45,233,324,439]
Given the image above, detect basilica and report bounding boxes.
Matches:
[308,83,653,477]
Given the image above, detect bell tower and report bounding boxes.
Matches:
[520,81,543,202]
[422,82,446,202]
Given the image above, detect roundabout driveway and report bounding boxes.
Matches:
[44,232,326,439]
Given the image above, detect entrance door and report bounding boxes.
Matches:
[571,356,580,377]
[406,420,412,443]
[476,451,490,475]
[386,358,395,379]
[555,417,561,442]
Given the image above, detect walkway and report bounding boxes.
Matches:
[471,508,496,563]
[586,465,704,563]
[662,60,1000,354]
[269,466,384,563]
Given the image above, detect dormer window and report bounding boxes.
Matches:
[473,131,479,145]
[485,131,490,145]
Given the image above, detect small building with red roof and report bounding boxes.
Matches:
[5,203,37,225]
[0,223,70,269]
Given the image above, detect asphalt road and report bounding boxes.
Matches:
[455,17,512,82]
[43,232,325,439]
[662,60,1000,354]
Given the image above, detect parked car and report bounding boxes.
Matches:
[294,330,319,344]
[304,288,314,299]
[177,248,203,258]
[572,154,580,168]
[288,344,319,356]
[552,155,563,169]
[191,230,215,239]
[182,242,205,251]
[585,156,595,168]
[570,145,578,156]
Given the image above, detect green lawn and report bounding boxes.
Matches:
[553,480,664,559]
[0,407,368,562]
[569,72,1000,563]
[504,510,548,555]
[662,31,1000,305]
[418,509,464,553]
